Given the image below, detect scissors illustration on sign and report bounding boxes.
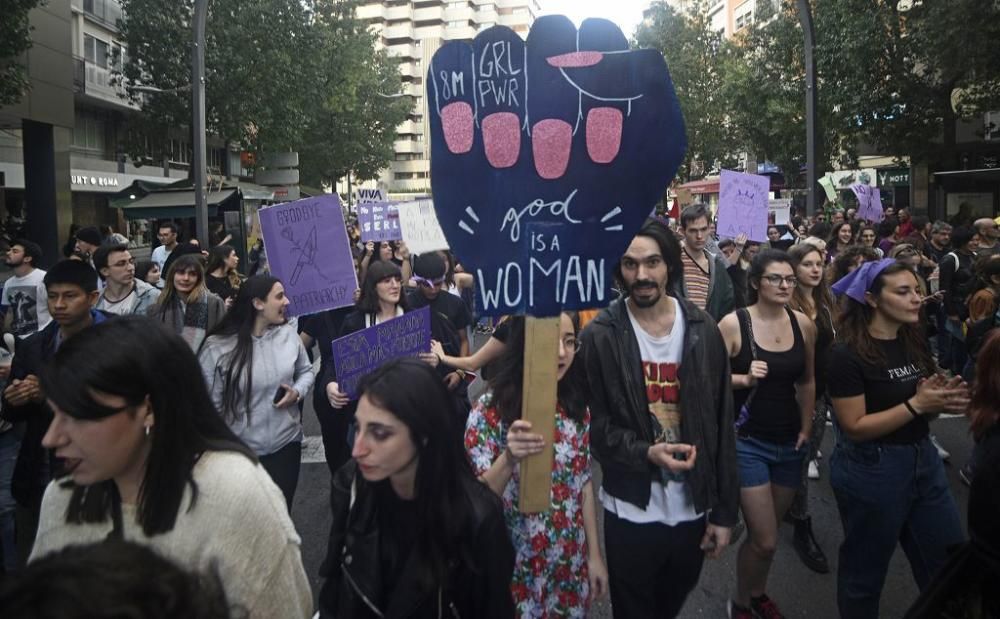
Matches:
[281,225,329,286]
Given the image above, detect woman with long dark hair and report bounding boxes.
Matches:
[147,254,225,350]
[718,249,816,619]
[785,243,836,574]
[465,313,608,617]
[198,275,314,508]
[319,358,515,618]
[205,244,243,304]
[827,259,967,618]
[31,317,312,618]
[826,222,855,262]
[316,260,438,473]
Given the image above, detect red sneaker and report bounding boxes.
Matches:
[751,594,786,619]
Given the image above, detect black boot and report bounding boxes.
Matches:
[793,516,829,574]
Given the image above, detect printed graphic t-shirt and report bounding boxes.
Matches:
[1,269,51,338]
[828,338,929,444]
[599,297,702,526]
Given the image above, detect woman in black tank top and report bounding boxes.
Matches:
[717,249,817,619]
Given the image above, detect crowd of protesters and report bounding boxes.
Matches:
[0,200,996,619]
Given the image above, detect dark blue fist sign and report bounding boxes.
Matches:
[428,16,686,317]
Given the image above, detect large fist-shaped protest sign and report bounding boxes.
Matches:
[428,16,686,317]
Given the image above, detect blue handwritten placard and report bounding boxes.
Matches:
[427,17,686,317]
[331,306,431,399]
[258,194,358,317]
[358,201,403,243]
[716,169,770,242]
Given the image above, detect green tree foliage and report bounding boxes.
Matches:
[813,0,1000,167]
[0,0,43,107]
[637,0,1000,185]
[117,0,406,183]
[296,1,410,187]
[635,1,738,181]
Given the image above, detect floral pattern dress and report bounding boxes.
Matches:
[465,393,593,618]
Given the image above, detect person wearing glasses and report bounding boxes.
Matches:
[150,222,180,272]
[718,249,816,619]
[465,313,608,617]
[93,244,161,316]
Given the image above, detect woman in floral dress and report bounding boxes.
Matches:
[465,313,608,618]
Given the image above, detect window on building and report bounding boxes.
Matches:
[110,42,124,72]
[84,34,109,69]
[73,110,106,152]
[734,1,753,31]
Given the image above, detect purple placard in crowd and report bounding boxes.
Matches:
[716,169,771,242]
[852,184,885,223]
[358,201,403,243]
[258,194,358,317]
[332,306,431,399]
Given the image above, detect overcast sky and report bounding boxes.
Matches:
[539,0,653,38]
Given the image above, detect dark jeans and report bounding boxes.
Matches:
[259,441,302,511]
[935,307,951,369]
[604,510,706,619]
[830,435,964,619]
[314,388,353,479]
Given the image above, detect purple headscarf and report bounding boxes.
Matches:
[831,258,897,303]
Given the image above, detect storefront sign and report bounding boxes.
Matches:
[877,168,910,187]
[71,175,120,188]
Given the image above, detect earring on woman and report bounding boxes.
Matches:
[145,426,151,438]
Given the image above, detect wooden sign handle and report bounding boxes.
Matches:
[518,315,560,513]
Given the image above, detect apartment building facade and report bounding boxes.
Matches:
[354,0,539,199]
[0,0,240,258]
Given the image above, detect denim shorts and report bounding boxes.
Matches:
[736,435,805,488]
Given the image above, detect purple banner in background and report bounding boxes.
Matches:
[332,306,431,399]
[852,184,885,223]
[358,201,403,243]
[716,169,771,242]
[258,194,358,317]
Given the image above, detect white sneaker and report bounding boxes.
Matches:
[931,435,950,461]
[808,460,820,480]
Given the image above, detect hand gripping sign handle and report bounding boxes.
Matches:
[518,316,560,513]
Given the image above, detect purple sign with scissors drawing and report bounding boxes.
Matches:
[332,306,431,399]
[358,201,403,243]
[258,194,358,317]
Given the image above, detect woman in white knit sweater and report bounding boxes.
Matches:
[198,275,315,510]
[31,316,312,619]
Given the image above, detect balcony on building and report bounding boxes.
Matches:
[73,55,139,111]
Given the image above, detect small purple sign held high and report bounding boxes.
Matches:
[258,194,358,317]
[716,169,770,242]
[358,201,403,243]
[332,306,432,399]
[852,184,885,223]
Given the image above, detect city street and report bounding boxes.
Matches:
[290,365,974,618]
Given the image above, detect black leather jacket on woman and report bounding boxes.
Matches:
[319,461,515,619]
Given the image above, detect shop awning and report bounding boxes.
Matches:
[934,168,1000,182]
[678,177,721,194]
[119,188,238,220]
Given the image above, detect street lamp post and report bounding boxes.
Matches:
[192,0,209,247]
[798,0,820,217]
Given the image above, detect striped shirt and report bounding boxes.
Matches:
[681,248,710,310]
